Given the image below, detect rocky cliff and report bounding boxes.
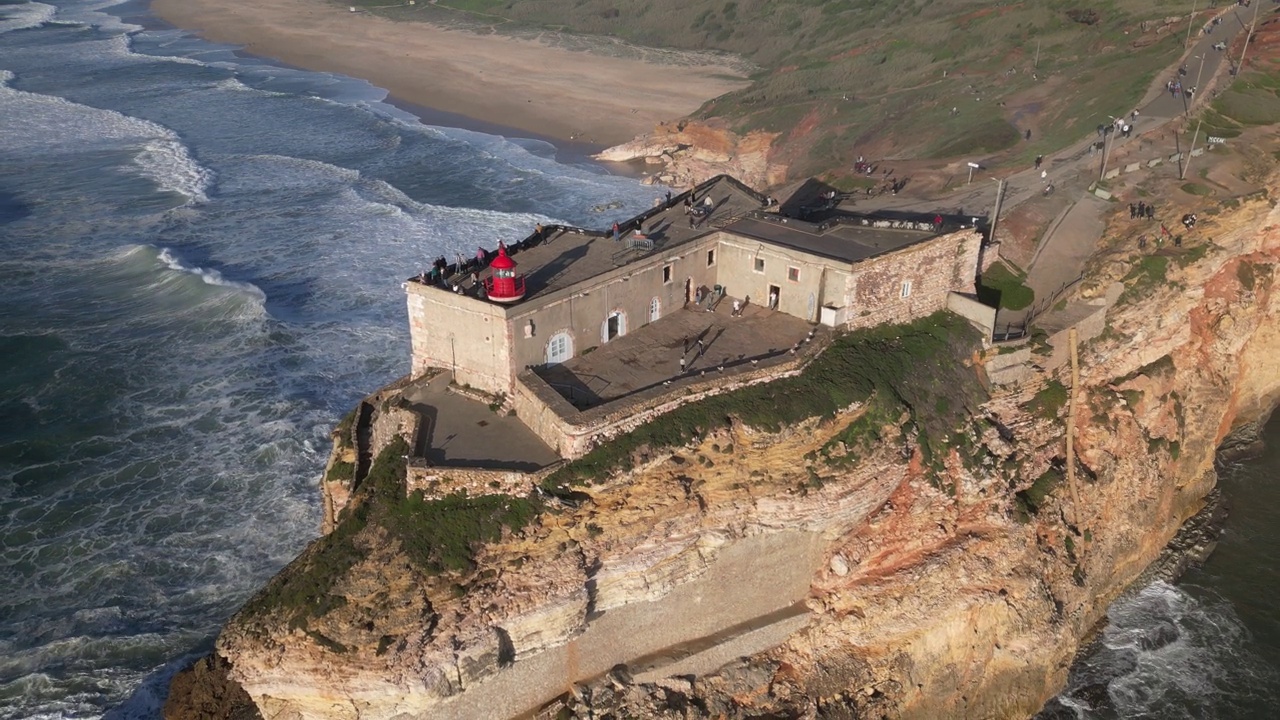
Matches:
[166,186,1280,719]
[596,119,787,191]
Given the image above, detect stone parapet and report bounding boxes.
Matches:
[405,461,561,500]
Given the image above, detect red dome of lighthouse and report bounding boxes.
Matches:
[483,246,526,303]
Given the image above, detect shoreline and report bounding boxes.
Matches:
[148,0,749,151]
[126,1,634,171]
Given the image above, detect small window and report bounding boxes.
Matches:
[753,258,765,273]
[663,265,673,284]
[787,266,800,282]
[900,280,913,298]
[707,249,716,266]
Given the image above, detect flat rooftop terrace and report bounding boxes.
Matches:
[535,301,817,410]
[723,215,936,263]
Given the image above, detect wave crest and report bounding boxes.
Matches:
[157,247,266,302]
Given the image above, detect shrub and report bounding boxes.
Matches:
[335,406,359,449]
[1014,467,1062,521]
[1030,379,1069,420]
[383,491,541,574]
[325,460,355,484]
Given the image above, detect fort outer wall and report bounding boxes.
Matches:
[406,283,512,394]
[406,227,981,401]
[842,229,984,329]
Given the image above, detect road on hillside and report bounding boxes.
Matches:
[841,5,1253,224]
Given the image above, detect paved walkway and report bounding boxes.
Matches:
[995,195,1109,330]
[401,373,560,471]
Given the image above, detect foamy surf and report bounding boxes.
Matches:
[1044,581,1278,719]
[0,2,57,35]
[130,139,213,204]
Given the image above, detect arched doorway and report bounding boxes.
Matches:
[601,311,627,343]
[546,331,573,365]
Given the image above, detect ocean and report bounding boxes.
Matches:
[1043,417,1280,719]
[3,2,1279,719]
[0,0,652,717]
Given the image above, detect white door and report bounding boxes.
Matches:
[649,297,661,323]
[546,331,572,365]
[601,311,627,342]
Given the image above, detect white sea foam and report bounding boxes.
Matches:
[0,76,215,204]
[1054,581,1277,718]
[49,0,141,34]
[0,1,57,35]
[131,138,214,203]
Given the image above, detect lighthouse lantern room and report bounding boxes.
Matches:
[483,246,526,303]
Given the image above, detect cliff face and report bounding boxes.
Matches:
[595,119,787,191]
[167,189,1280,720]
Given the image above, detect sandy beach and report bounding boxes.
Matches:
[150,0,750,147]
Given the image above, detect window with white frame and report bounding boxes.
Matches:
[900,280,913,298]
[546,331,572,364]
[753,257,765,273]
[787,266,800,282]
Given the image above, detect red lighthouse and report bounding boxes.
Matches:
[483,246,526,303]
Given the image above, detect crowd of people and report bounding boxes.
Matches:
[414,247,495,297]
[1128,201,1157,220]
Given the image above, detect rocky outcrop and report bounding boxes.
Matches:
[595,119,787,190]
[167,188,1280,719]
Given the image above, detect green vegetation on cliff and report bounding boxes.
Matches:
[241,437,540,627]
[544,311,987,491]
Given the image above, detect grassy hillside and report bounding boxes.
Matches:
[360,0,1199,175]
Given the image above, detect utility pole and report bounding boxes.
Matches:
[1236,0,1262,77]
[1185,0,1198,48]
[1099,125,1115,180]
[1067,328,1083,538]
[1181,117,1205,180]
[989,178,1005,246]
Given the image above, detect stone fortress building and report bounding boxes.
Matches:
[403,175,987,459]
